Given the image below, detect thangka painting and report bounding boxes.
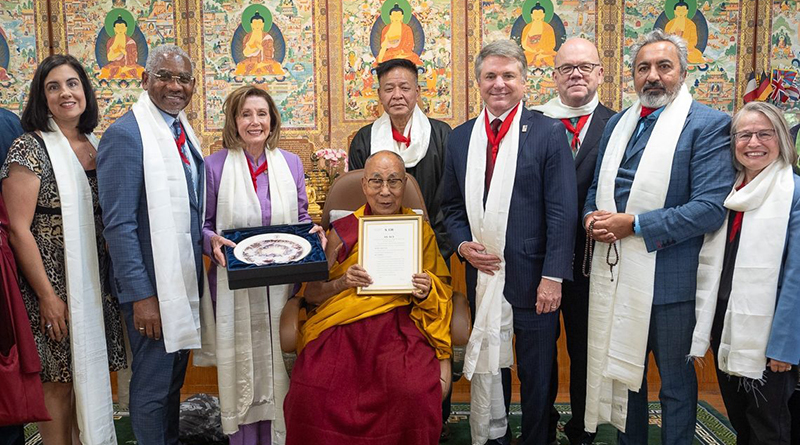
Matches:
[621,0,754,113]
[50,0,179,132]
[190,0,326,147]
[340,0,455,121]
[473,0,598,109]
[765,0,800,124]
[0,0,49,113]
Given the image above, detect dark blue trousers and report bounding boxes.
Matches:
[122,303,190,445]
[618,300,698,445]
[513,307,560,445]
[469,301,559,445]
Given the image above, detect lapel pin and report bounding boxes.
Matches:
[522,124,528,133]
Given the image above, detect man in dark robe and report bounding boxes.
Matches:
[348,58,453,262]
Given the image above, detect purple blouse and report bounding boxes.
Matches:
[203,148,310,298]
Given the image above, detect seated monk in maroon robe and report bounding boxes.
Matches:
[284,150,452,445]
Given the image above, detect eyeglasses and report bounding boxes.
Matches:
[554,63,601,76]
[150,71,194,85]
[734,129,776,143]
[366,178,404,191]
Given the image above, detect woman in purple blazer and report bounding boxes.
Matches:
[203,85,319,445]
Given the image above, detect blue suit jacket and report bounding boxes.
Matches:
[0,108,23,166]
[441,107,578,309]
[766,174,800,365]
[97,110,205,305]
[584,101,735,305]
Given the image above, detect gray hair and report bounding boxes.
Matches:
[630,29,688,76]
[474,39,527,82]
[730,101,798,170]
[145,44,194,73]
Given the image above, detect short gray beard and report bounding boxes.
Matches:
[639,82,682,108]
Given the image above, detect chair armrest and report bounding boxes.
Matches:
[280,297,302,353]
[450,291,471,346]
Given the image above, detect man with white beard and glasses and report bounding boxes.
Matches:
[582,29,735,445]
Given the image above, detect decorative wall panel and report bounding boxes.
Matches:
[467,0,600,117]
[0,0,49,113]
[188,0,329,155]
[619,0,755,113]
[328,0,467,152]
[763,0,800,125]
[50,0,181,133]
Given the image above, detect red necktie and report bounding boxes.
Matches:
[484,105,519,188]
[560,114,590,154]
[391,126,411,146]
[246,154,268,192]
[640,106,659,118]
[728,181,748,243]
[173,121,190,166]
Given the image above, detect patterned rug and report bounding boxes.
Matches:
[446,401,736,445]
[24,401,735,444]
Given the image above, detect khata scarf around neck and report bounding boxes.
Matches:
[463,102,523,444]
[584,84,692,433]
[205,146,297,441]
[40,120,116,444]
[691,161,793,380]
[531,92,599,119]
[369,104,432,168]
[131,91,203,353]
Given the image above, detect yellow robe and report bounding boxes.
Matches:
[522,21,557,68]
[298,206,453,359]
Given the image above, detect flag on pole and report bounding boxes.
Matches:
[743,72,758,103]
[769,69,799,103]
[756,71,773,102]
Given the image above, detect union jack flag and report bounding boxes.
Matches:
[769,69,800,103]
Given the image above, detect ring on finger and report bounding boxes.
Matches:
[45,323,53,330]
[138,327,145,332]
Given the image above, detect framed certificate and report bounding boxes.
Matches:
[357,215,423,295]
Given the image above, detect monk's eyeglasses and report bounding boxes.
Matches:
[367,178,404,191]
[554,63,600,76]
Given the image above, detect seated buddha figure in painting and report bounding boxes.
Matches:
[521,3,557,68]
[234,12,286,76]
[377,4,422,66]
[664,1,705,63]
[99,16,145,80]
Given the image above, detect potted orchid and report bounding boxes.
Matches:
[307,148,348,206]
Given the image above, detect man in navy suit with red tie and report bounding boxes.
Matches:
[441,39,577,445]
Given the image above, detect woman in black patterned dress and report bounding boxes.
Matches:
[0,55,125,444]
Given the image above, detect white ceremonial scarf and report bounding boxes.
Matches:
[531,92,599,119]
[690,161,793,380]
[463,103,522,444]
[40,121,116,444]
[584,85,692,433]
[211,147,297,443]
[369,104,432,168]
[132,91,202,353]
